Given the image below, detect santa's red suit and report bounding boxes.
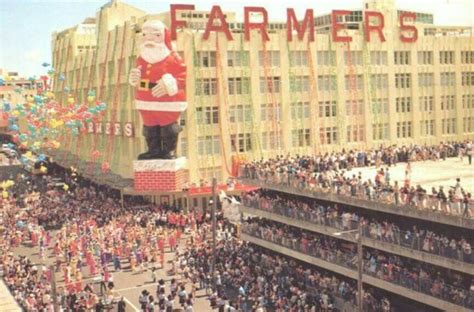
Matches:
[134,52,186,127]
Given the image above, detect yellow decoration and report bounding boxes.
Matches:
[26,95,34,102]
[62,184,69,191]
[40,166,48,173]
[2,191,8,199]
[45,91,55,98]
[4,75,12,81]
[87,95,95,103]
[25,151,32,158]
[67,97,75,104]
[11,111,20,117]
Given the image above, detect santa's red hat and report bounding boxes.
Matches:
[141,20,172,51]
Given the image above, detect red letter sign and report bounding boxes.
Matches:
[364,11,385,42]
[287,8,314,42]
[170,4,195,40]
[203,5,233,40]
[399,12,418,42]
[332,10,352,42]
[244,7,270,41]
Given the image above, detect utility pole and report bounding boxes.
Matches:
[357,224,363,312]
[49,265,59,312]
[211,177,217,291]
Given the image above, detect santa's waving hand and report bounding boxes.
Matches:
[129,20,187,160]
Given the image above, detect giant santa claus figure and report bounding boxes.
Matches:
[129,20,186,160]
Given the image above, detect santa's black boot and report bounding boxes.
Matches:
[160,122,181,159]
[138,126,162,160]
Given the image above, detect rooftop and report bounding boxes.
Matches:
[342,158,474,194]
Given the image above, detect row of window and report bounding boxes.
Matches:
[194,50,472,68]
[193,117,472,154]
[195,71,472,95]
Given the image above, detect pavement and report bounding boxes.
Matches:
[11,236,214,312]
[343,157,474,193]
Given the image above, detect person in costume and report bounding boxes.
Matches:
[129,20,187,160]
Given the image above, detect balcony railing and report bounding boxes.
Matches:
[238,167,474,228]
[242,198,474,268]
[241,225,474,310]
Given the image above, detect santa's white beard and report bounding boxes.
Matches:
[140,42,170,64]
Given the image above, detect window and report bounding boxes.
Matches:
[317,51,336,66]
[420,120,435,137]
[197,135,220,155]
[317,75,337,91]
[463,117,474,133]
[439,51,454,64]
[195,78,217,95]
[229,105,252,123]
[290,51,308,67]
[418,73,434,87]
[290,76,310,92]
[261,131,282,150]
[344,75,363,90]
[227,51,249,67]
[461,51,474,64]
[372,123,389,140]
[318,100,337,117]
[419,96,434,112]
[440,95,456,110]
[372,98,389,114]
[370,74,388,89]
[396,121,412,138]
[228,77,250,95]
[440,72,455,86]
[230,133,252,152]
[417,51,433,65]
[346,124,365,142]
[259,51,280,67]
[395,73,411,88]
[319,127,338,144]
[396,97,412,113]
[462,72,474,86]
[196,106,219,124]
[259,76,281,93]
[291,101,310,119]
[442,118,456,134]
[394,51,411,65]
[370,51,387,65]
[261,103,281,121]
[292,129,311,147]
[198,167,222,183]
[196,51,216,67]
[462,94,474,109]
[346,100,364,115]
[344,51,362,66]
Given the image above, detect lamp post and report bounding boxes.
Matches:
[333,224,363,312]
[210,177,217,291]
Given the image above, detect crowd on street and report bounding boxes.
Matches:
[240,141,473,218]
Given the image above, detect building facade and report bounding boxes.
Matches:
[51,0,474,184]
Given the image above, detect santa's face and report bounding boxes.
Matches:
[139,26,170,64]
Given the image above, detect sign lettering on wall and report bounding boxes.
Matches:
[170,4,419,43]
[83,122,135,137]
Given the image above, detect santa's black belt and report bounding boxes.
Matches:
[140,80,157,90]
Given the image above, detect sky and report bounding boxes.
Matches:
[0,0,472,77]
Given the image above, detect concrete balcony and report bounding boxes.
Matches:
[240,205,474,276]
[239,178,474,229]
[242,233,472,312]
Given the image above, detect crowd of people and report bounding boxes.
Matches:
[0,164,207,311]
[241,218,474,309]
[243,189,474,264]
[239,141,473,218]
